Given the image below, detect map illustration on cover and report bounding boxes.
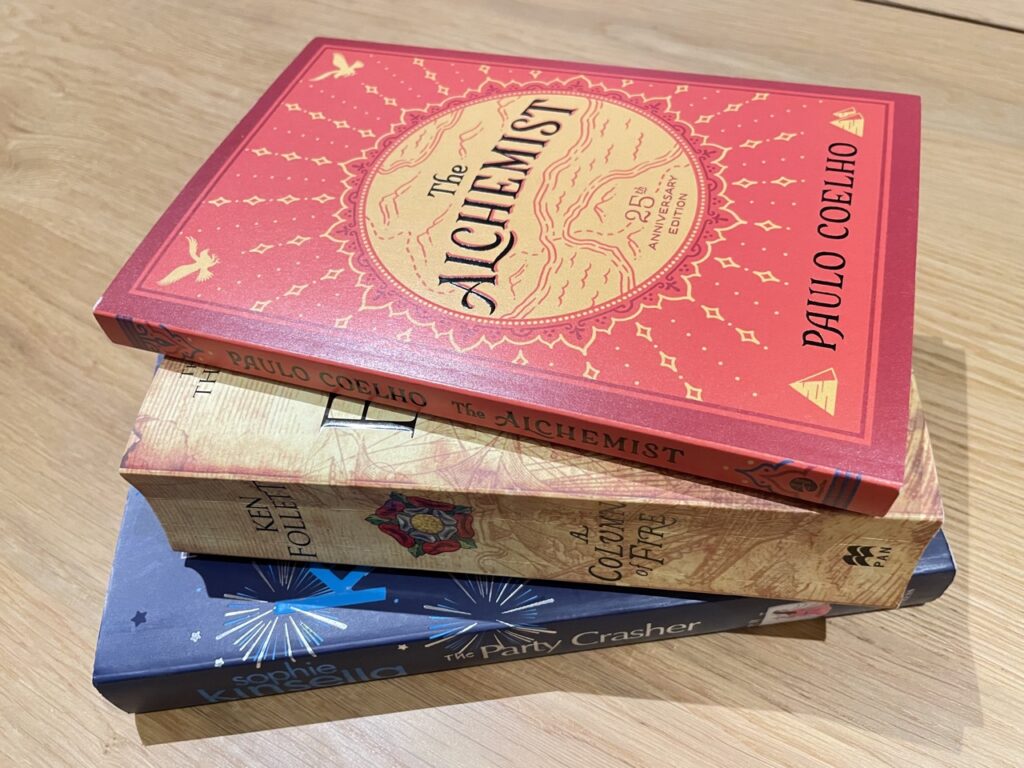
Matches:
[95,39,921,513]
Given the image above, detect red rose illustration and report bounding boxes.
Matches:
[423,539,461,556]
[455,512,474,539]
[376,498,405,518]
[366,492,476,558]
[408,496,455,511]
[378,523,415,549]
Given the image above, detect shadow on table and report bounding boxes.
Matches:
[136,336,979,754]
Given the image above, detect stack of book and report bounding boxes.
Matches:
[91,39,953,713]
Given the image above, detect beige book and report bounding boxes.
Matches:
[123,359,942,607]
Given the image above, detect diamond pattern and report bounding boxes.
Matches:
[736,328,760,344]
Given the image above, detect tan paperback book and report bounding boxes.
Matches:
[123,359,943,607]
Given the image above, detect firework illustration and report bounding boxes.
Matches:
[213,563,386,667]
[424,575,556,655]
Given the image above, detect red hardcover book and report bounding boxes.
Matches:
[95,39,921,514]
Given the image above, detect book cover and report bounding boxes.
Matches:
[123,359,942,608]
[93,490,954,713]
[95,38,921,514]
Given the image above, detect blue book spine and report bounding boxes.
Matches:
[93,492,954,713]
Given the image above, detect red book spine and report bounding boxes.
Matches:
[96,311,897,515]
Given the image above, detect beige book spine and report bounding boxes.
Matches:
[127,472,937,607]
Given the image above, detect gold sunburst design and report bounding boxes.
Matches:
[325,75,742,355]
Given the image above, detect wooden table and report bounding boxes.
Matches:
[2,1,1021,765]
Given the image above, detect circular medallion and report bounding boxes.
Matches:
[354,90,709,327]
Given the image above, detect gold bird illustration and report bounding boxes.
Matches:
[156,236,219,286]
[310,52,364,82]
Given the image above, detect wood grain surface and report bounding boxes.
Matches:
[0,1,1021,766]
[862,0,1024,31]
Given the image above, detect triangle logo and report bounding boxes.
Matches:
[790,368,838,416]
[830,107,864,137]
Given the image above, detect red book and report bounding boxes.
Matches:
[95,39,921,514]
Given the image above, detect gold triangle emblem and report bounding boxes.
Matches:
[831,107,864,137]
[790,368,838,416]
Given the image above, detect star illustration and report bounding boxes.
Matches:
[659,352,678,372]
[190,630,202,643]
[733,178,757,189]
[740,139,762,149]
[214,658,225,668]
[684,382,703,401]
[753,269,780,283]
[752,92,770,101]
[715,256,740,269]
[208,196,231,207]
[308,111,325,120]
[701,305,724,321]
[635,322,652,341]
[397,644,409,651]
[288,235,311,246]
[284,103,302,112]
[250,147,271,157]
[583,362,600,380]
[774,131,798,141]
[754,219,782,232]
[723,103,743,113]
[277,194,300,205]
[736,328,761,344]
[770,176,797,187]
[130,611,147,627]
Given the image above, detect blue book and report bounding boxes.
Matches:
[94,491,955,712]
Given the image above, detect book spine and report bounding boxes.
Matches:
[127,472,935,609]
[94,574,942,714]
[97,311,895,515]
